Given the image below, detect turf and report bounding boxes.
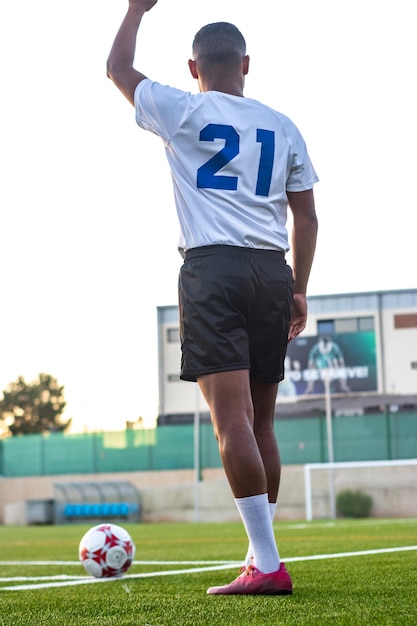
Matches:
[1,519,416,625]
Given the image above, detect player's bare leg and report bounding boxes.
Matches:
[197,370,267,498]
[251,379,281,503]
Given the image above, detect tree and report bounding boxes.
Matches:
[0,373,71,436]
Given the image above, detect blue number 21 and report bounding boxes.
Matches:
[196,124,275,197]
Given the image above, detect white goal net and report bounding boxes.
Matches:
[304,459,417,520]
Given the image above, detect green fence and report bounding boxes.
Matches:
[0,412,416,478]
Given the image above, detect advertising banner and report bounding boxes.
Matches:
[280,332,378,397]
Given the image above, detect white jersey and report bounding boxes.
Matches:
[134,80,318,252]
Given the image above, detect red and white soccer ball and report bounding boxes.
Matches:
[79,523,136,578]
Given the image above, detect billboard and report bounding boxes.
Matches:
[280,332,378,397]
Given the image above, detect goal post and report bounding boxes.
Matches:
[304,458,417,521]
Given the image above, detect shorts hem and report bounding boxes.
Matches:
[251,372,285,384]
[180,362,249,382]
[180,366,284,384]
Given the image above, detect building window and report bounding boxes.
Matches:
[317,319,335,334]
[358,317,375,331]
[334,318,357,333]
[167,327,180,343]
[317,316,374,335]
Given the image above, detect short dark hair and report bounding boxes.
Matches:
[192,22,246,72]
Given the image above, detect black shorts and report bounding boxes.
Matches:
[179,245,294,383]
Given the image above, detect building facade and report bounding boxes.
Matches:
[157,289,417,424]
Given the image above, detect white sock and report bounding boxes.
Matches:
[235,494,280,574]
[244,502,277,566]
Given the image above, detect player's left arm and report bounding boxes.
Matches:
[287,188,318,340]
[107,0,158,106]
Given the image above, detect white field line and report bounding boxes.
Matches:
[1,562,243,591]
[0,575,86,582]
[1,545,417,592]
[0,559,236,566]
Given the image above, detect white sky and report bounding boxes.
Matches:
[1,0,415,433]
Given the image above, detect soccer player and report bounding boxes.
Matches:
[107,0,318,595]
[305,335,351,394]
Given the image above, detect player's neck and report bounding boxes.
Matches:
[199,74,245,97]
[201,83,245,97]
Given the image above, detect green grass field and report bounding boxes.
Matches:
[1,518,416,625]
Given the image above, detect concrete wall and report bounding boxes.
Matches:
[1,464,416,525]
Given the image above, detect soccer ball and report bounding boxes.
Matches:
[79,523,136,578]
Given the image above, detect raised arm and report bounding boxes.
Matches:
[287,188,318,340]
[107,0,158,106]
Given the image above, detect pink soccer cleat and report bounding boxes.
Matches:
[207,563,293,595]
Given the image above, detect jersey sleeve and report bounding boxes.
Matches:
[285,125,319,192]
[134,80,190,144]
